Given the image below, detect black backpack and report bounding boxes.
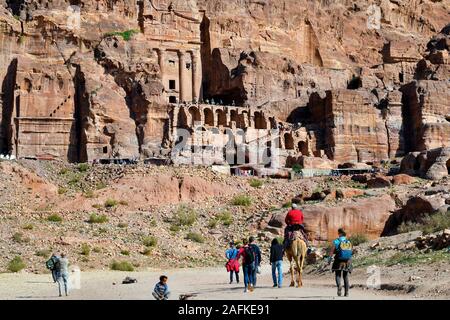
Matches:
[244,246,255,264]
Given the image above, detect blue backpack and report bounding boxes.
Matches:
[337,239,353,261]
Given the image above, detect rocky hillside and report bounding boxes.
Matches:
[0,159,448,275]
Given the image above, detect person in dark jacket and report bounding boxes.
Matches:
[270,238,284,288]
[248,236,261,288]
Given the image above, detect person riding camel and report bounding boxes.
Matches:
[284,203,310,251]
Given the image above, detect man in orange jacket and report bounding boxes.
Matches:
[284,203,310,250]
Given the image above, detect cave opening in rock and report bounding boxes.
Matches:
[204,108,214,126]
[347,76,362,89]
[298,141,309,155]
[254,112,267,129]
[447,158,450,175]
[216,109,227,127]
[284,133,294,150]
[72,65,89,163]
[189,106,201,126]
[0,58,17,156]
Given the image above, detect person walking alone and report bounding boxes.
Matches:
[225,241,240,284]
[328,228,353,297]
[270,238,284,288]
[55,253,69,297]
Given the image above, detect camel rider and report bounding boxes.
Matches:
[284,203,310,251]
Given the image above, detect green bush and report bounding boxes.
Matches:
[88,213,108,224]
[58,187,68,195]
[292,164,303,173]
[249,179,263,188]
[93,247,102,253]
[216,211,233,226]
[110,260,134,271]
[142,247,152,256]
[59,168,69,175]
[7,256,26,272]
[12,232,29,243]
[35,249,51,257]
[169,225,180,233]
[186,232,205,243]
[282,201,292,208]
[96,182,107,190]
[104,199,118,208]
[142,236,157,247]
[80,243,90,256]
[173,205,197,226]
[77,163,89,172]
[231,195,252,207]
[348,233,369,246]
[117,222,128,228]
[22,224,34,230]
[119,200,128,206]
[207,218,218,229]
[120,250,130,256]
[104,29,139,41]
[398,210,450,235]
[83,190,95,198]
[47,214,63,223]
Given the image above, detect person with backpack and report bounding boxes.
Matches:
[238,239,255,293]
[46,253,60,283]
[55,253,70,297]
[248,236,261,288]
[270,238,284,288]
[225,241,240,284]
[328,228,353,297]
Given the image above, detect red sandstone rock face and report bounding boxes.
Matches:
[268,194,396,242]
[0,1,448,170]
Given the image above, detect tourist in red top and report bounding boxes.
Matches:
[284,203,310,250]
[285,205,304,226]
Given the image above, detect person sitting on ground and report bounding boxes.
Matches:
[152,275,170,300]
[284,203,310,250]
[270,238,284,288]
[328,228,353,297]
[225,241,240,284]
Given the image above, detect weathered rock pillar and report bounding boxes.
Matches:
[191,50,202,103]
[178,51,188,103]
[157,49,166,81]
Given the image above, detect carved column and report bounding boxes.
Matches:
[178,51,188,103]
[157,49,166,81]
[191,50,202,103]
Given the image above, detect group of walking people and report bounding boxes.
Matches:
[225,203,354,297]
[226,236,262,292]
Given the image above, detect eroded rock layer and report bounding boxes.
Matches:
[0,0,448,168]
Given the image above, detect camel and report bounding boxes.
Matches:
[285,237,308,287]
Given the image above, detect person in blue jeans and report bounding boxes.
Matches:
[248,236,261,288]
[270,238,284,288]
[238,239,255,293]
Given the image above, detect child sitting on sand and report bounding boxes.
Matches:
[152,275,170,300]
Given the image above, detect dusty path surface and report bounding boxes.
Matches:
[0,264,415,300]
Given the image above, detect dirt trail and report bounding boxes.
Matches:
[0,264,415,300]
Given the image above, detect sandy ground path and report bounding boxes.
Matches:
[0,264,413,300]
